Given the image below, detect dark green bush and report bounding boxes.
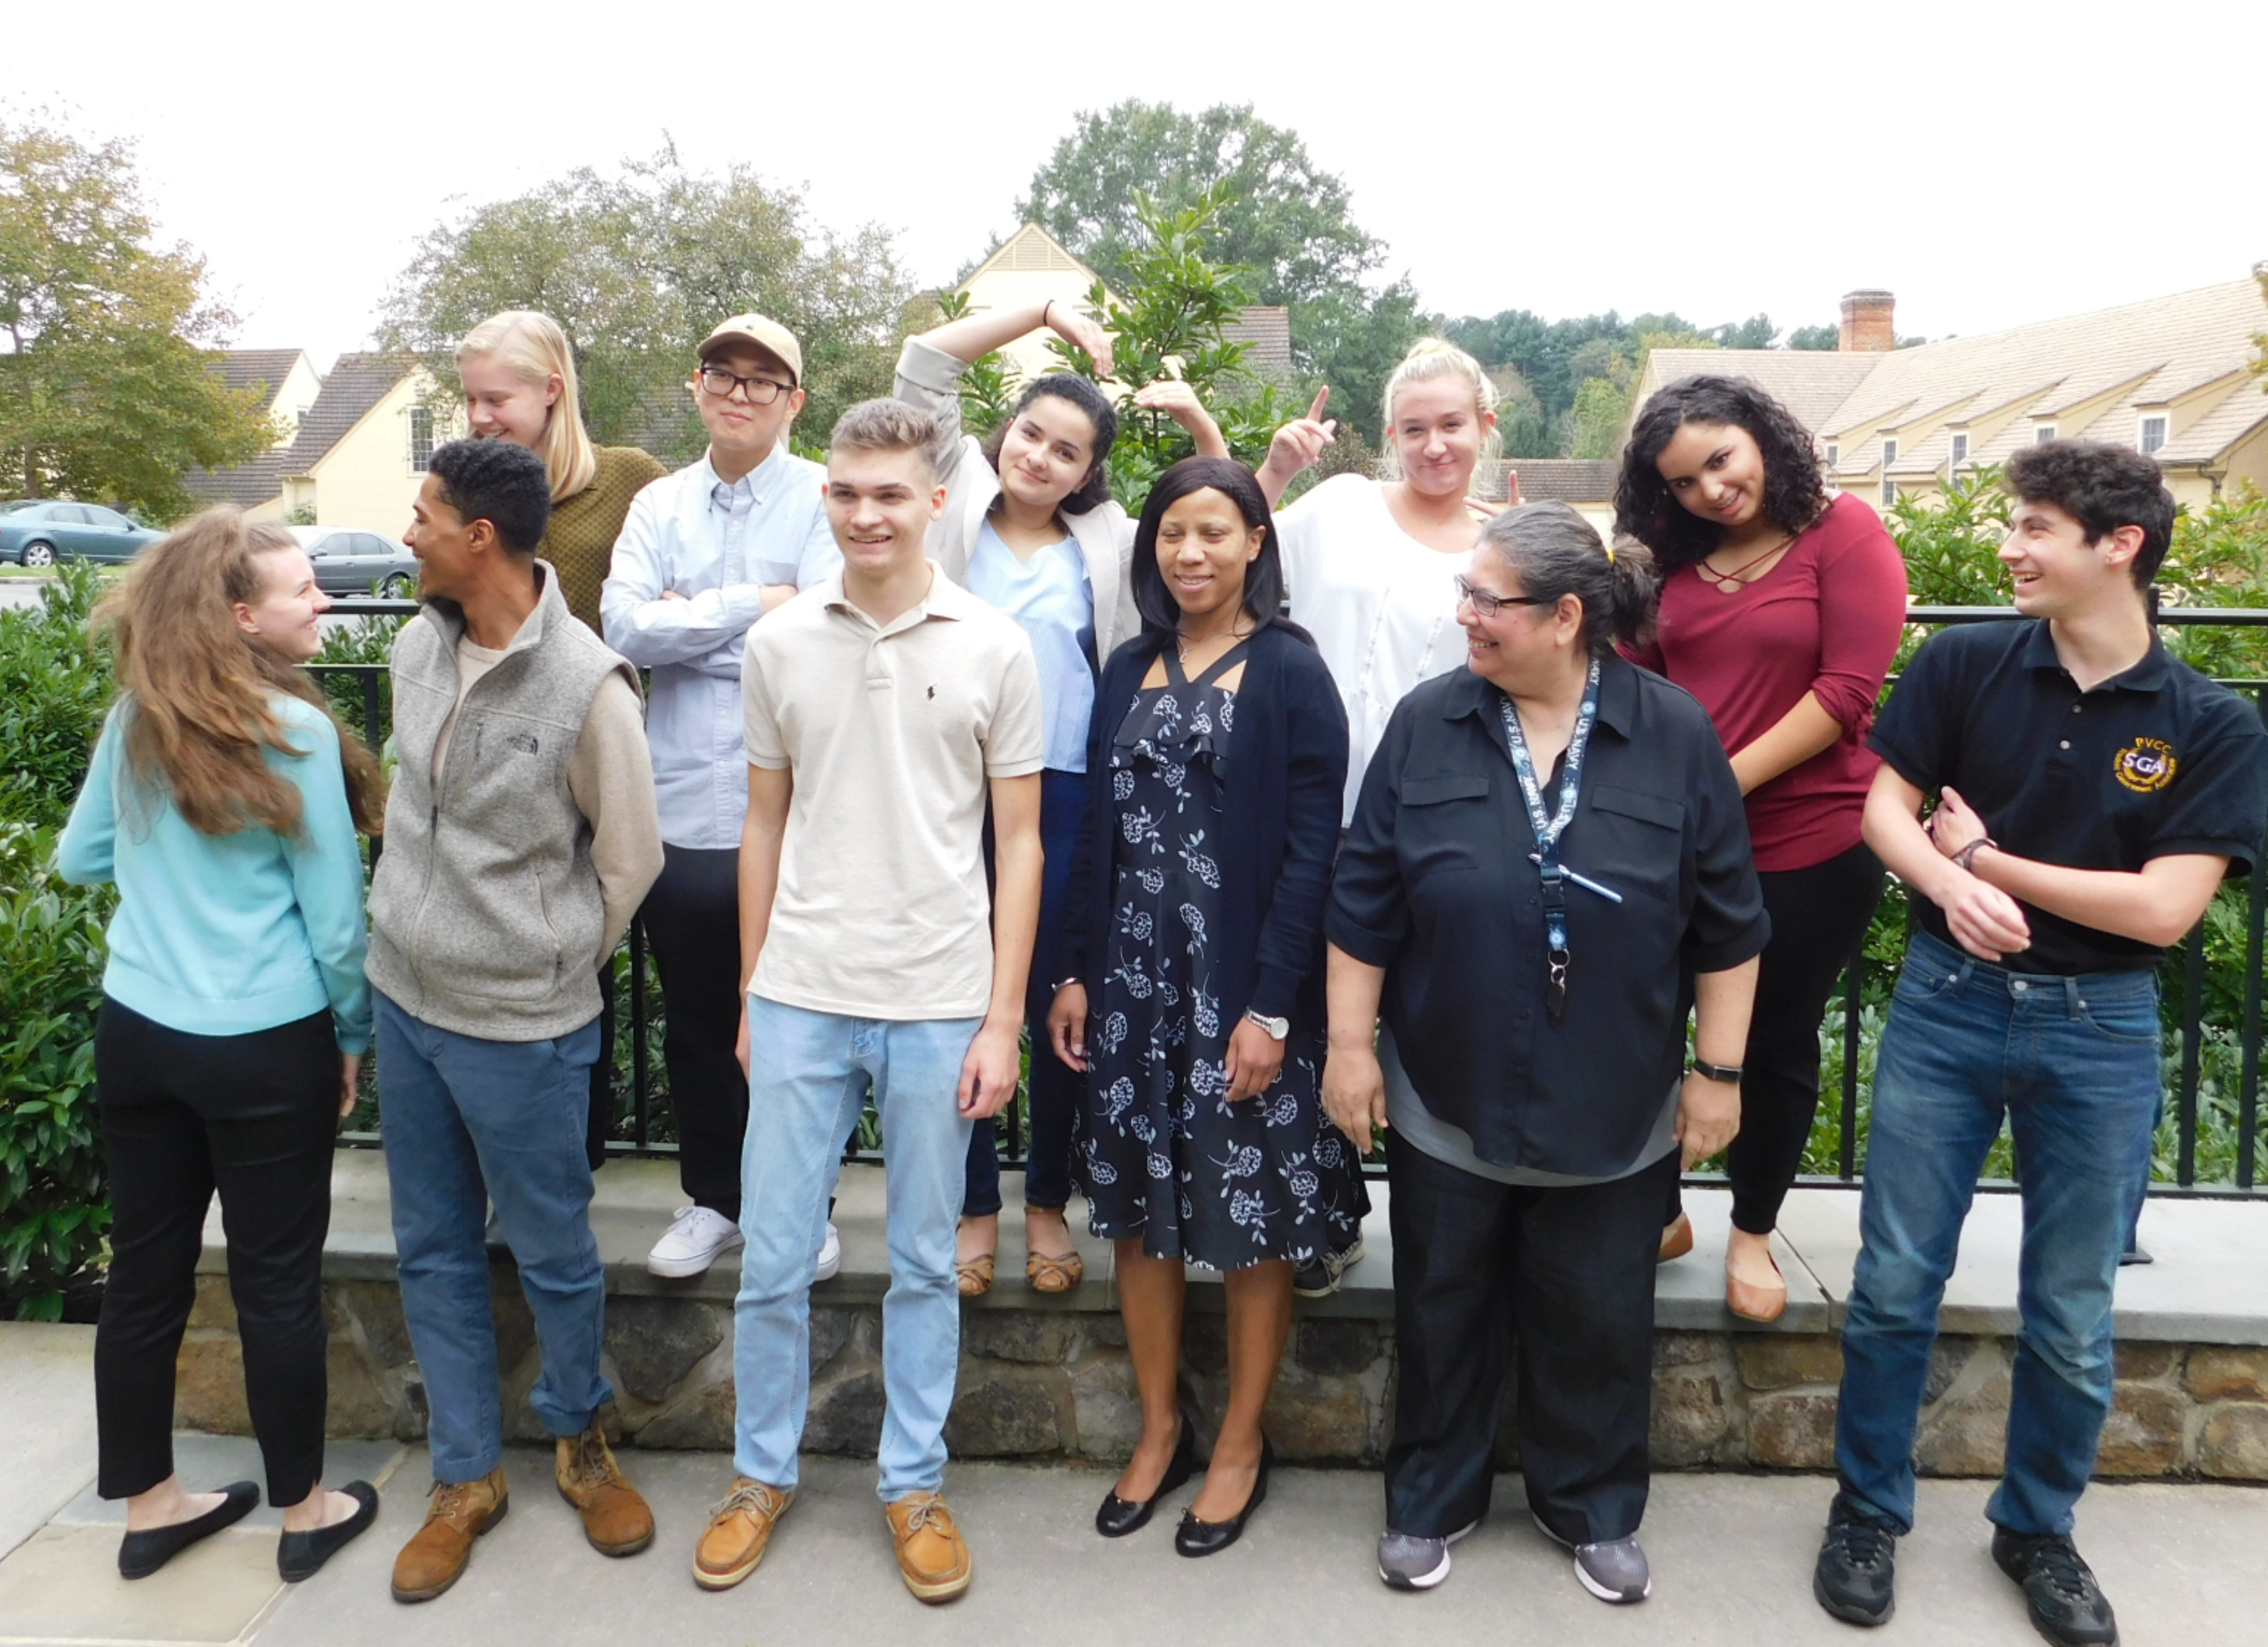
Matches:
[0,563,111,828]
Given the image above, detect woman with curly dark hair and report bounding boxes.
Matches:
[1615,375,1907,1321]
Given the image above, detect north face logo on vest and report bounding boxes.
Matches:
[506,732,540,756]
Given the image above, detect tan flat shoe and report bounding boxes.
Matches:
[1657,1212,1693,1264]
[955,1253,995,1297]
[1726,1250,1788,1322]
[1026,1248,1083,1293]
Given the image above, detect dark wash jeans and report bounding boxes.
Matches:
[1834,927,2161,1538]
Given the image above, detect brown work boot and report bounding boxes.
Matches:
[391,1468,509,1603]
[692,1477,794,1592]
[883,1491,972,1603]
[555,1426,654,1556]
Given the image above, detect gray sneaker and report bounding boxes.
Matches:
[1533,1512,1651,1603]
[1376,1518,1478,1590]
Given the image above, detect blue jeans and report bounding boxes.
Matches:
[375,992,612,1483]
[1834,929,2161,1537]
[966,766,1086,1215]
[734,998,978,1498]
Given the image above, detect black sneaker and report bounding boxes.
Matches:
[1813,1496,1897,1626]
[1293,1235,1366,1299]
[1991,1529,2119,1646]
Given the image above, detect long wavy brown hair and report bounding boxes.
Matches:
[91,509,386,837]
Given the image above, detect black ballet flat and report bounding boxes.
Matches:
[276,1480,380,1582]
[1096,1409,1197,1537]
[1174,1436,1272,1558]
[117,1480,260,1579]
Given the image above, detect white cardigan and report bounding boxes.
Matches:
[893,337,1140,661]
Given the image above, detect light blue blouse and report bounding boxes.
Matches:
[966,521,1097,774]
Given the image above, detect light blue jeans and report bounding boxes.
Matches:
[734,997,978,1498]
[1834,929,2161,1537]
[375,992,612,1483]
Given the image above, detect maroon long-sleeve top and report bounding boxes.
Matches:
[1625,493,1908,872]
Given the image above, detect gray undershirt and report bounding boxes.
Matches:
[1379,1025,1680,1187]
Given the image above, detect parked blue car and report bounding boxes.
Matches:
[0,500,163,566]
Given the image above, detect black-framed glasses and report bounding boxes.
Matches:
[1454,574,1552,618]
[697,366,793,405]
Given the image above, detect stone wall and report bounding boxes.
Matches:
[175,1272,2268,1480]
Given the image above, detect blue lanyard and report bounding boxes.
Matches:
[1497,657,1601,1024]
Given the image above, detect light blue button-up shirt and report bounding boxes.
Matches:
[965,521,1096,773]
[601,444,839,848]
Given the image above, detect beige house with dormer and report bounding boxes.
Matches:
[186,353,462,530]
[1632,276,2268,515]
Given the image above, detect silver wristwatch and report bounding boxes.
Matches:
[1244,1009,1290,1041]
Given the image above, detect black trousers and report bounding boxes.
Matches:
[94,999,336,1505]
[640,844,748,1219]
[1385,1133,1675,1545]
[1669,839,1884,1235]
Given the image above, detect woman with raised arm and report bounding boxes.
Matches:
[895,300,1232,1299]
[1615,375,1907,1320]
[455,310,667,1167]
[1251,336,1506,1296]
[59,510,388,1584]
[1049,457,1365,1555]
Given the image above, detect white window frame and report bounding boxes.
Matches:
[1948,431,1970,471]
[2138,414,2168,456]
[408,406,435,472]
[2035,425,2058,445]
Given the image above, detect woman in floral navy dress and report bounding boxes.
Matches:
[1049,457,1364,1557]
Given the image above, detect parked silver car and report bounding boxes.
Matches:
[291,526,420,598]
[0,500,163,566]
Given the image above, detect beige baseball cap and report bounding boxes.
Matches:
[698,313,803,385]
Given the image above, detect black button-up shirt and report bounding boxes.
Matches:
[1872,620,2268,975]
[1328,655,1770,1176]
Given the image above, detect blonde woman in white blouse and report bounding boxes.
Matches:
[1259,340,1513,827]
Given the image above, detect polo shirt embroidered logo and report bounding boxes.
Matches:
[2114,737,2177,793]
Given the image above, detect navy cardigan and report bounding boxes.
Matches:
[1060,622,1349,1029]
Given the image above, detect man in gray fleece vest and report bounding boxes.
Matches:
[369,439,664,1604]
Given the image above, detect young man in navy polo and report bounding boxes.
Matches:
[1811,442,2267,1645]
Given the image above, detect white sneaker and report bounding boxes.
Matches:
[815,1221,841,1282]
[646,1206,744,1278]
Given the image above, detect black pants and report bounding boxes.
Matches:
[1669,839,1884,1235]
[640,844,748,1219]
[1385,1133,1675,1544]
[94,999,336,1506]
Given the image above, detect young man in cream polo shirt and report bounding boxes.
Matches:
[694,400,1043,1604]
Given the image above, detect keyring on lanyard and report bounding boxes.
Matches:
[1498,657,1603,1026]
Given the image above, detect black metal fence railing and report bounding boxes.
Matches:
[314,599,2268,1198]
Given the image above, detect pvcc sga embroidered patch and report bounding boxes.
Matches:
[2114,736,2177,793]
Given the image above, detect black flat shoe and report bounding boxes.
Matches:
[118,1481,260,1579]
[1096,1410,1196,1537]
[1174,1436,1272,1557]
[277,1481,380,1582]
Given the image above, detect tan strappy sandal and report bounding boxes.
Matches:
[1025,1248,1084,1293]
[955,1253,995,1297]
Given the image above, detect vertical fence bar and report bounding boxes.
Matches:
[2178,925,2204,1187]
[1839,964,1862,1181]
[2237,686,2267,1191]
[628,919,650,1151]
[360,671,385,874]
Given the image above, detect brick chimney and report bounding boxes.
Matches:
[1839,290,1896,352]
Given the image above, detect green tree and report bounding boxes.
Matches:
[0,117,270,519]
[1788,324,1839,351]
[1015,101,1417,443]
[379,145,913,464]
[1567,376,1630,460]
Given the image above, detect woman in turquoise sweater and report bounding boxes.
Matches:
[59,510,387,1583]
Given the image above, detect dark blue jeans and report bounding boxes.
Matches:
[1833,929,2161,1538]
[964,767,1087,1216]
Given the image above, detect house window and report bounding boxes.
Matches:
[2139,415,2168,455]
[1949,432,1970,470]
[409,407,435,472]
[2035,425,2057,444]
[1823,442,1839,467]
[1882,478,1898,507]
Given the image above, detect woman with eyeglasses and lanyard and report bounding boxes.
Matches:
[456,311,667,1170]
[1324,502,1767,1605]
[894,298,1234,1300]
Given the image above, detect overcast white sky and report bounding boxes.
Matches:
[17,1,2267,371]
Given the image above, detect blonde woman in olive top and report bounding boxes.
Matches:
[457,309,665,1163]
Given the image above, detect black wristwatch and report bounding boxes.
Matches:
[1689,1059,1744,1085]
